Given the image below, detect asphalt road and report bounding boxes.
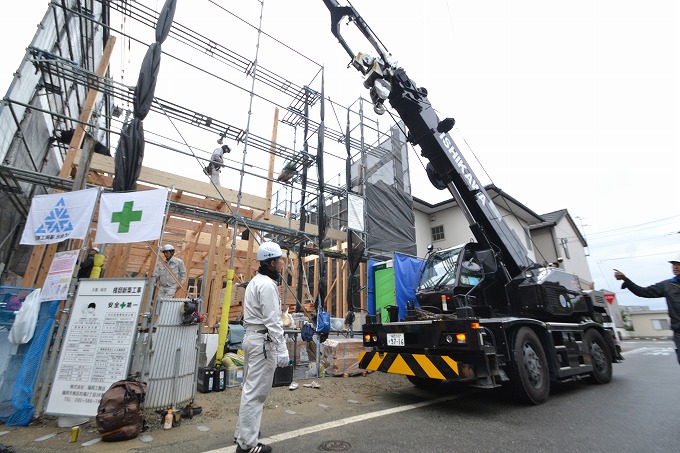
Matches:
[202,339,679,453]
[2,339,677,453]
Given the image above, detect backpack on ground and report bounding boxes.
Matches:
[95,380,148,442]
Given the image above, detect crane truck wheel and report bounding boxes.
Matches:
[584,329,613,384]
[509,327,550,405]
[406,375,442,390]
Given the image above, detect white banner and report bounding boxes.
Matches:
[20,188,98,245]
[95,188,167,244]
[347,193,365,232]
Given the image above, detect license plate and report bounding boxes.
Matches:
[386,333,405,346]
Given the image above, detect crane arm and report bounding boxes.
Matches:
[321,0,533,276]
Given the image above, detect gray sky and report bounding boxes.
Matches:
[2,0,678,309]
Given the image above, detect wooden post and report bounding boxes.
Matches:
[23,36,117,287]
[206,222,220,321]
[62,36,117,181]
[336,242,342,317]
[264,108,279,220]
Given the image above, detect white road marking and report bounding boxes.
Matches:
[205,393,462,453]
[623,346,673,356]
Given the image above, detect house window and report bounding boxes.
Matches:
[523,227,533,251]
[431,225,445,242]
[651,319,670,331]
[559,237,570,259]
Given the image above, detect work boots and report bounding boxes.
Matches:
[235,443,272,453]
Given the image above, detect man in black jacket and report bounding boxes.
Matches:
[615,253,680,364]
[77,247,99,279]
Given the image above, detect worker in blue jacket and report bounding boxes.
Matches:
[615,253,680,364]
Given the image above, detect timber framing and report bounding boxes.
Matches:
[21,149,366,329]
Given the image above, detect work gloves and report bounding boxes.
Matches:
[276,348,290,368]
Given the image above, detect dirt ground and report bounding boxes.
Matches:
[0,370,409,453]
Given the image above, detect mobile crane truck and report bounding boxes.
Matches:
[321,0,621,404]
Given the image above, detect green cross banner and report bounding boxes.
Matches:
[95,189,167,244]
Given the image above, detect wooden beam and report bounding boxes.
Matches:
[85,152,267,210]
[335,247,341,317]
[61,36,117,181]
[82,150,346,241]
[24,37,117,287]
[264,108,279,220]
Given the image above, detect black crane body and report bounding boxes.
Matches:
[321,0,621,404]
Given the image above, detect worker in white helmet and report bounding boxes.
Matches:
[153,244,187,300]
[234,241,289,453]
[204,144,231,185]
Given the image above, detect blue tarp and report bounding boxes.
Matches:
[367,260,379,316]
[0,299,59,426]
[367,254,424,321]
[393,253,425,321]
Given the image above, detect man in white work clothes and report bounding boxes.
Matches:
[206,144,231,185]
[154,244,187,299]
[234,241,289,453]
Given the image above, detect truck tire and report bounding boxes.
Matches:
[510,327,550,405]
[585,329,612,384]
[406,375,442,390]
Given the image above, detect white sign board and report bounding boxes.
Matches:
[347,193,365,232]
[45,278,145,417]
[41,250,79,301]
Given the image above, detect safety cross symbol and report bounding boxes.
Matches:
[111,201,142,233]
[35,198,74,234]
[94,188,166,244]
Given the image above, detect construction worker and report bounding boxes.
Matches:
[615,253,680,365]
[234,241,289,453]
[205,144,231,185]
[154,244,187,299]
[77,247,99,279]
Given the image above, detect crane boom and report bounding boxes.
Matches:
[321,0,532,275]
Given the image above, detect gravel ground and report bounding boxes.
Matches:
[0,370,410,453]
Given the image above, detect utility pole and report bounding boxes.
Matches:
[575,216,590,257]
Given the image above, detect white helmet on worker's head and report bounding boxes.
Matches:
[257,241,282,262]
[161,244,175,252]
[669,253,680,264]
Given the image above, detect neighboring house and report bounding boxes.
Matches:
[412,184,544,260]
[412,185,594,290]
[529,209,593,289]
[629,310,672,338]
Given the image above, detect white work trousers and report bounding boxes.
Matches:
[235,331,276,449]
[157,285,178,300]
[209,169,221,186]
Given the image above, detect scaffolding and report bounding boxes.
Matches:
[0,1,420,323]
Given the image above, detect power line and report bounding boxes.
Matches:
[587,214,680,237]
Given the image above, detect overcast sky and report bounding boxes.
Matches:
[2,1,678,309]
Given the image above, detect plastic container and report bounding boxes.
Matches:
[197,367,215,393]
[163,409,173,430]
[215,367,226,391]
[291,313,304,329]
[226,366,244,388]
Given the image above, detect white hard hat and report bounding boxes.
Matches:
[669,253,680,264]
[257,241,282,261]
[161,244,175,252]
[90,247,99,253]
